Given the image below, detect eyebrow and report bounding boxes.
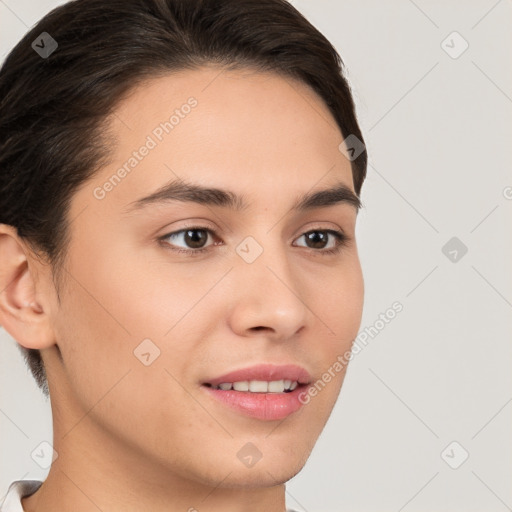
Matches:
[122,178,362,214]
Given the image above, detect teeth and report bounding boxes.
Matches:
[250,380,269,392]
[233,381,249,391]
[211,380,299,393]
[267,380,284,392]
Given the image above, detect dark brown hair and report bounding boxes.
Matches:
[0,0,367,397]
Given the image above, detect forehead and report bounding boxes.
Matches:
[110,65,337,133]
[79,66,354,217]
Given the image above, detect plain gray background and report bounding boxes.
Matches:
[1,1,511,511]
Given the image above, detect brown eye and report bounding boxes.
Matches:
[160,227,215,254]
[295,229,347,253]
[304,231,329,249]
[180,229,209,249]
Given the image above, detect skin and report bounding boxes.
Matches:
[0,66,364,512]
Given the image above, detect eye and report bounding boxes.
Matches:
[159,227,217,256]
[294,229,348,254]
[158,226,349,257]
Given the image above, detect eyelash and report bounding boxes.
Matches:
[158,225,349,257]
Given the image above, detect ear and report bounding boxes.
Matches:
[0,224,56,350]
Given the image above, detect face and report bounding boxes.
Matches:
[40,66,364,488]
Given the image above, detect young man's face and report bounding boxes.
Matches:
[34,67,364,489]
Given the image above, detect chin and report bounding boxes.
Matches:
[213,442,312,489]
[215,460,308,489]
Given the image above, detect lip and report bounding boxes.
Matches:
[200,363,312,421]
[202,363,312,387]
[201,384,310,421]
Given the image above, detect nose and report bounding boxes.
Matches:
[227,241,309,342]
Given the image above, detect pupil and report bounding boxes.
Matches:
[307,231,327,249]
[185,229,207,248]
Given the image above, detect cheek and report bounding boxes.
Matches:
[290,258,363,419]
[319,258,364,342]
[50,242,176,414]
[52,274,201,454]
[315,260,364,390]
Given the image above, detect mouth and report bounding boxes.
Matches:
[200,364,312,421]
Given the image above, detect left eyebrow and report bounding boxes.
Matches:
[122,178,362,214]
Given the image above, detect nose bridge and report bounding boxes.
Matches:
[236,231,294,291]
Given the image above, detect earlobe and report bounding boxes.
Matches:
[0,224,55,350]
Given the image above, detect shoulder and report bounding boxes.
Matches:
[0,480,43,512]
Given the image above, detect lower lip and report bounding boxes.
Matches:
[201,384,309,421]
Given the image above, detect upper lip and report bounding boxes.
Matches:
[203,363,312,387]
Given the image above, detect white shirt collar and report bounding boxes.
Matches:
[0,480,43,512]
